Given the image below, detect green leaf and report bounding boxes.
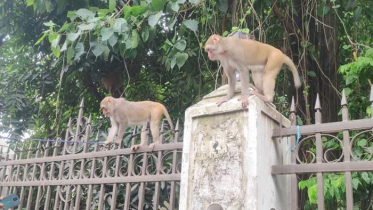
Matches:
[78,23,96,31]
[308,185,317,204]
[76,8,95,20]
[171,57,176,69]
[131,30,139,48]
[148,12,163,27]
[108,34,118,47]
[75,42,85,60]
[109,0,116,11]
[125,48,137,59]
[352,178,361,190]
[344,88,352,97]
[91,41,107,57]
[171,2,180,12]
[58,22,72,33]
[67,31,81,42]
[174,40,186,51]
[357,139,367,147]
[168,18,177,29]
[362,172,370,183]
[67,11,78,21]
[216,0,228,13]
[189,0,200,4]
[101,27,114,41]
[57,0,67,14]
[48,33,59,43]
[51,35,60,48]
[60,41,68,52]
[367,106,371,117]
[123,5,132,20]
[307,71,317,77]
[131,4,149,16]
[177,0,186,3]
[44,21,55,27]
[51,45,61,58]
[296,115,303,125]
[45,0,54,12]
[103,46,110,60]
[98,9,110,17]
[175,52,188,68]
[354,7,362,21]
[352,147,363,157]
[35,32,48,45]
[298,180,307,190]
[141,25,150,42]
[346,75,357,85]
[125,38,132,49]
[183,20,198,32]
[113,18,128,32]
[366,48,373,58]
[27,0,35,7]
[152,0,167,11]
[67,45,75,64]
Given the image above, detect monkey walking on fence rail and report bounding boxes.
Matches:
[100,96,174,151]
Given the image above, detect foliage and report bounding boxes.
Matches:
[339,48,373,119]
[0,0,221,138]
[299,173,346,209]
[299,172,373,209]
[1,0,373,208]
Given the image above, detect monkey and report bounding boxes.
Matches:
[100,96,174,151]
[220,31,254,86]
[101,71,124,98]
[204,34,301,108]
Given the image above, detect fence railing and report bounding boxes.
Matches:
[272,88,373,210]
[0,99,183,210]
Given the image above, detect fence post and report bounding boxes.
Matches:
[179,83,292,210]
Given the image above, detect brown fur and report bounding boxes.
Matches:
[100,97,174,151]
[205,34,301,107]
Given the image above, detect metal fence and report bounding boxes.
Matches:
[272,88,373,210]
[0,100,183,210]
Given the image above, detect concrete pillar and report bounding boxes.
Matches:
[179,83,292,210]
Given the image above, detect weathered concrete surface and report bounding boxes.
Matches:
[179,83,291,210]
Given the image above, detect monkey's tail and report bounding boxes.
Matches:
[162,106,175,131]
[283,55,301,88]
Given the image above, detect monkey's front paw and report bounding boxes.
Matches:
[114,139,122,146]
[216,98,229,107]
[131,144,141,151]
[238,95,249,108]
[103,141,111,148]
[149,141,159,151]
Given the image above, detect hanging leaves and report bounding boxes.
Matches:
[91,41,108,57]
[152,0,168,11]
[131,30,140,48]
[183,20,198,32]
[101,27,114,41]
[148,12,163,27]
[109,0,116,11]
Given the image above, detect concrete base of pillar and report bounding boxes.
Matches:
[179,83,292,210]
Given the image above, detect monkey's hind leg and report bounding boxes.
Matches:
[131,122,149,151]
[149,115,162,151]
[251,72,276,102]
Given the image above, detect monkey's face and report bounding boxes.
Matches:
[101,106,111,117]
[205,46,217,60]
[100,97,113,117]
[204,35,222,61]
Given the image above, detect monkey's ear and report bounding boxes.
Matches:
[212,35,220,43]
[107,97,112,104]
